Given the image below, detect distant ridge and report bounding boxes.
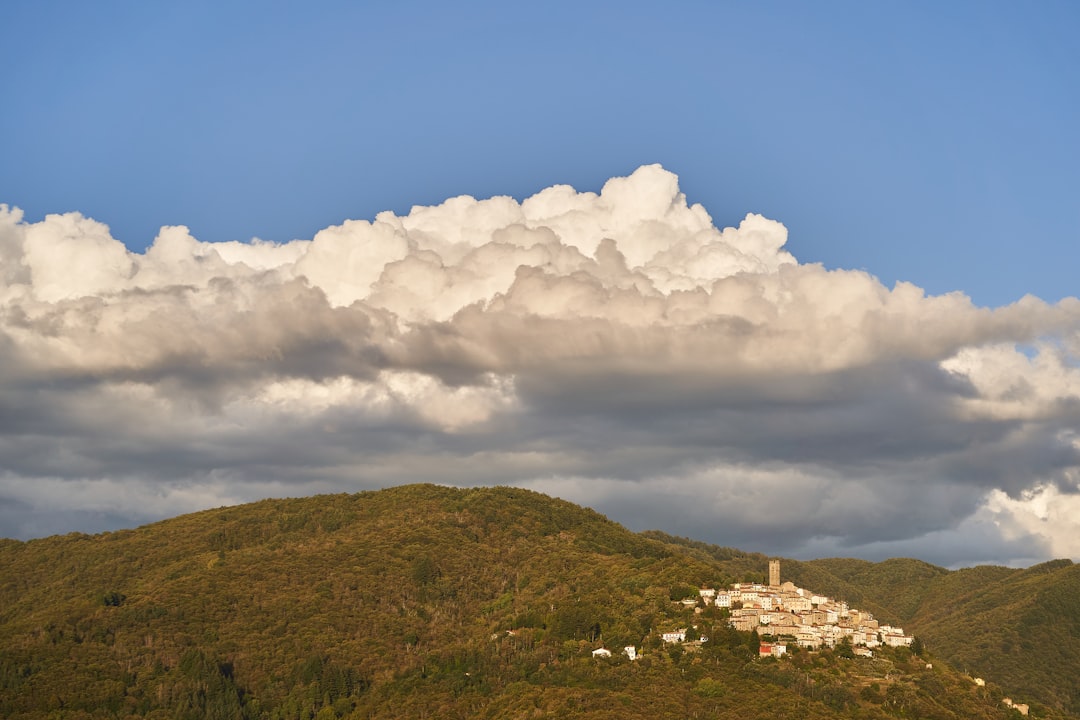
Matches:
[1,484,1074,718]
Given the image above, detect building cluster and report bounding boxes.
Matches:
[590,560,913,662]
[702,560,914,656]
[587,564,1029,717]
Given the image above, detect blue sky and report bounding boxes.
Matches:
[2,1,1080,566]
[4,1,1077,306]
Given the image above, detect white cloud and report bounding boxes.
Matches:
[2,166,1080,566]
[22,211,134,303]
[984,484,1080,560]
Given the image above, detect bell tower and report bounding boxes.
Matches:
[769,559,780,587]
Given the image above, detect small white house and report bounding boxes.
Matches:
[759,642,787,658]
[592,648,612,658]
[661,629,687,643]
[1003,699,1029,716]
[623,646,637,661]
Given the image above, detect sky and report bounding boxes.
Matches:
[1,1,1079,567]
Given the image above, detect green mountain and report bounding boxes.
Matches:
[642,532,1080,717]
[0,485,1066,719]
[798,555,1080,716]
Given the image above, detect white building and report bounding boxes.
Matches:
[796,630,823,649]
[662,629,687,643]
[883,633,913,647]
[1003,699,1029,716]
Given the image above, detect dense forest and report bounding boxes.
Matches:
[0,484,1074,719]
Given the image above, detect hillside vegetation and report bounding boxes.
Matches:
[865,558,1080,715]
[0,485,1069,719]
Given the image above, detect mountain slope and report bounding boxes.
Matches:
[780,555,1080,716]
[0,485,1058,719]
[907,559,1080,715]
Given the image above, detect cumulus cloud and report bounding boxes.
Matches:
[2,164,1080,566]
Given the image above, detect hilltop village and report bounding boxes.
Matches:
[660,560,914,659]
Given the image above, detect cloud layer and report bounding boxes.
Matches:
[3,165,1080,566]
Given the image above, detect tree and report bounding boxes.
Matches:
[101,591,125,607]
[668,584,698,602]
[747,630,761,656]
[910,635,925,657]
[411,556,440,586]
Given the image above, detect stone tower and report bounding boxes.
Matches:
[769,559,780,587]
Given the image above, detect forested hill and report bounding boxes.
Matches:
[0,485,1068,719]
[805,555,1080,716]
[653,531,1080,716]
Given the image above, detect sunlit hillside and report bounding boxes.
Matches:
[0,485,1071,719]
